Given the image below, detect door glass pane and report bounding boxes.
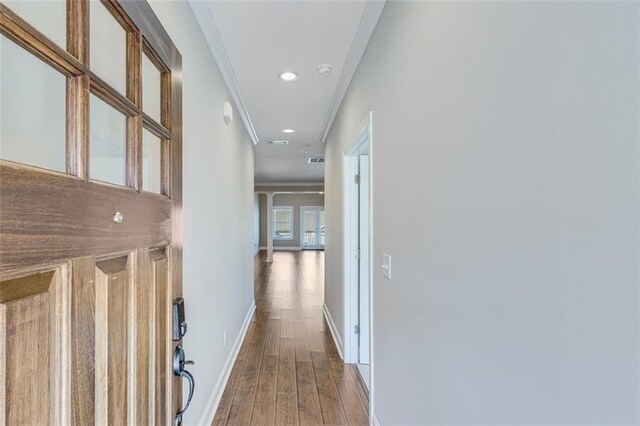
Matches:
[142,53,161,123]
[319,210,325,246]
[4,1,66,48]
[304,210,317,247]
[0,36,66,172]
[90,0,126,94]
[90,95,126,186]
[142,129,162,194]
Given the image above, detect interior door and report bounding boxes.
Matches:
[301,207,325,249]
[357,155,370,374]
[0,1,183,424]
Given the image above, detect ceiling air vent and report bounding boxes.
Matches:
[308,156,325,164]
[268,140,289,145]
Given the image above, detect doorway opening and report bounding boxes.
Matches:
[301,206,325,249]
[343,112,373,403]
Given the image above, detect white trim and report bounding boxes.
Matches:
[368,116,376,426]
[255,182,324,187]
[198,300,256,426]
[258,246,302,251]
[188,1,259,145]
[322,303,344,359]
[319,0,386,143]
[372,414,380,426]
[342,111,375,424]
[300,206,325,249]
[273,191,324,195]
[343,153,360,364]
[255,190,323,196]
[342,111,373,363]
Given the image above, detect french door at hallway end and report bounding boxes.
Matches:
[0,1,183,424]
[301,206,325,249]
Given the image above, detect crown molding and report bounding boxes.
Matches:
[188,1,260,145]
[188,0,386,147]
[319,0,386,144]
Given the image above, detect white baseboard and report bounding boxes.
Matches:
[372,413,380,426]
[258,246,302,251]
[198,300,256,426]
[322,303,344,359]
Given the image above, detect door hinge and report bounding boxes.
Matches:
[356,249,360,260]
[354,325,360,335]
[354,174,361,184]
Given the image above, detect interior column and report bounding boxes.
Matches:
[266,192,274,262]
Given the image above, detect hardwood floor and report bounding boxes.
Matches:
[213,251,369,426]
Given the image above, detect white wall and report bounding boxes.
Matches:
[253,193,260,255]
[324,2,639,424]
[149,2,255,424]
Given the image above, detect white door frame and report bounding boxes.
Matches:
[300,206,324,249]
[357,155,370,367]
[342,111,374,419]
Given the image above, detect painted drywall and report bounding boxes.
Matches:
[324,2,639,424]
[253,193,260,255]
[259,193,325,248]
[148,2,255,424]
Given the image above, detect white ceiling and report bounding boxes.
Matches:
[190,0,385,184]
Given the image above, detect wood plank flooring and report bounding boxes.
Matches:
[213,251,369,426]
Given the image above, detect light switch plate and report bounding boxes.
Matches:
[382,253,391,279]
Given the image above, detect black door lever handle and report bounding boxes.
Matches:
[173,346,195,426]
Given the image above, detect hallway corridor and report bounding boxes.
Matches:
[213,251,369,425]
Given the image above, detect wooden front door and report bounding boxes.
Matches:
[0,0,183,424]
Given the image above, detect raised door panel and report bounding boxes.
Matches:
[134,247,170,425]
[0,269,68,425]
[70,257,96,425]
[135,249,153,425]
[151,250,170,425]
[95,256,129,425]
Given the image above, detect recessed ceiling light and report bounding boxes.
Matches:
[282,128,295,133]
[279,72,299,81]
